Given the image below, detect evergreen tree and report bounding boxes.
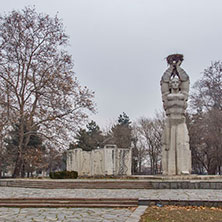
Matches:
[118,112,131,126]
[111,112,132,148]
[74,121,104,151]
[5,120,43,151]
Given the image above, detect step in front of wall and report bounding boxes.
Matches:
[0,198,138,208]
[2,197,222,208]
[0,203,137,208]
[2,179,222,189]
[0,180,153,189]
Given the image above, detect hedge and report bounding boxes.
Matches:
[49,170,78,179]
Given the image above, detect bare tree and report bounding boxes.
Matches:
[0,7,95,177]
[0,97,9,177]
[190,61,222,111]
[188,109,222,174]
[189,61,222,174]
[0,120,5,177]
[133,112,164,174]
[131,125,146,174]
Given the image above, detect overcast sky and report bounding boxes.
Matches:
[1,0,222,128]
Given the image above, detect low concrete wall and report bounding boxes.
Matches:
[67,145,132,176]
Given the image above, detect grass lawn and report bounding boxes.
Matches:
[140,205,222,222]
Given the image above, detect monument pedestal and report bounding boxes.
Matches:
[162,117,191,175]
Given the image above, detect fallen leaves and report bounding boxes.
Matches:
[140,205,222,222]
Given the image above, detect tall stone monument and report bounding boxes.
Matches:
[161,54,191,175]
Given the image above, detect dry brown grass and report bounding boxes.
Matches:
[140,205,222,222]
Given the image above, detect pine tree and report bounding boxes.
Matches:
[111,112,132,148]
[74,121,104,151]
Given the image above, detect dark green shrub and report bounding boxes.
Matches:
[49,171,78,179]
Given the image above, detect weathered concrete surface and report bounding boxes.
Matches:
[1,176,222,189]
[1,187,222,201]
[0,207,134,222]
[160,56,191,175]
[0,179,152,189]
[67,145,132,176]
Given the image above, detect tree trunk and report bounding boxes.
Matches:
[139,159,141,173]
[208,164,217,175]
[12,152,22,178]
[150,158,154,175]
[13,118,25,178]
[21,163,25,178]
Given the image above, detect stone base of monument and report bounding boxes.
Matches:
[132,175,222,189]
[131,174,222,180]
[1,175,222,189]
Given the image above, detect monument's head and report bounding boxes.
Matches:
[169,77,181,91]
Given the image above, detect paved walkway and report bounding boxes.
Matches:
[0,188,222,221]
[0,207,134,222]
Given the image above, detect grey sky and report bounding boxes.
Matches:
[1,0,222,128]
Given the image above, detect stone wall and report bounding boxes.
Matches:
[66,145,132,176]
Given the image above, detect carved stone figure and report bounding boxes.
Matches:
[161,54,191,175]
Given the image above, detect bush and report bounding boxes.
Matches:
[49,171,78,179]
